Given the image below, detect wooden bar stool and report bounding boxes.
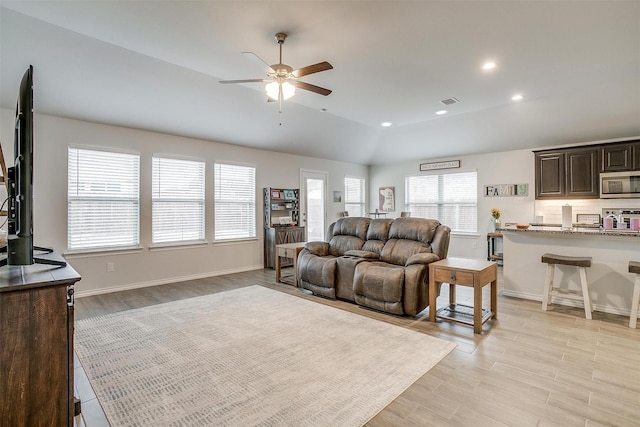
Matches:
[541,253,593,319]
[629,261,640,329]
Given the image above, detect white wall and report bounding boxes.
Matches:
[0,109,368,296]
[369,150,536,259]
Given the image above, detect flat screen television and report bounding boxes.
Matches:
[1,66,65,267]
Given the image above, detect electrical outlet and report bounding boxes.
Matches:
[106,262,115,272]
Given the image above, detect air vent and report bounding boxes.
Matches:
[440,97,460,106]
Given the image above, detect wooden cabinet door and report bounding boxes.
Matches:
[634,143,640,170]
[1,285,71,426]
[566,148,599,198]
[601,144,633,172]
[535,152,565,198]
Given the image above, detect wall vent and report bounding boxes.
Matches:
[440,97,460,106]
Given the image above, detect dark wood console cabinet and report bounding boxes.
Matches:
[0,253,81,427]
[264,226,306,269]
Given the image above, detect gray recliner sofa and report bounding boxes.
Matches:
[297,217,451,316]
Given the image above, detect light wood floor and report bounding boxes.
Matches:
[73,267,640,427]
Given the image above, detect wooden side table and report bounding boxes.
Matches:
[428,257,498,333]
[275,242,306,286]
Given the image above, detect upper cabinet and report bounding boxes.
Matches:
[601,140,640,172]
[535,151,565,198]
[535,147,599,199]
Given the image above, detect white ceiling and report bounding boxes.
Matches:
[1,1,639,165]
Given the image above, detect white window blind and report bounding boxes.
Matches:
[344,176,366,217]
[68,148,140,250]
[405,171,477,233]
[214,163,256,241]
[152,157,205,244]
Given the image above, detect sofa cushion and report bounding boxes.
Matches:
[353,262,405,315]
[360,218,393,254]
[332,217,371,240]
[298,255,338,298]
[327,217,371,256]
[344,250,379,259]
[378,218,441,266]
[389,218,440,244]
[380,239,432,266]
[329,235,366,257]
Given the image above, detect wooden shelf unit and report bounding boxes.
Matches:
[263,187,305,269]
[487,232,503,265]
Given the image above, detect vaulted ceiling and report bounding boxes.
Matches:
[1,1,639,165]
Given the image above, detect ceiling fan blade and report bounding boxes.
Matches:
[242,51,275,73]
[292,61,333,78]
[219,79,266,84]
[295,81,332,96]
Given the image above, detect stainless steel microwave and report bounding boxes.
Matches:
[600,171,640,198]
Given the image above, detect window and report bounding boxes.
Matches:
[68,147,140,250]
[344,176,365,217]
[405,171,477,233]
[214,163,256,241]
[152,156,205,244]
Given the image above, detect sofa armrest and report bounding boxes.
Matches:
[405,252,440,266]
[304,241,330,256]
[344,249,380,260]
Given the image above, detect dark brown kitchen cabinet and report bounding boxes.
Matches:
[601,143,634,172]
[535,147,599,199]
[535,151,565,198]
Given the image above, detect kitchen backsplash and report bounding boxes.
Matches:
[534,199,640,225]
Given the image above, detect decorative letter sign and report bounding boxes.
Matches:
[419,160,460,171]
[484,184,528,197]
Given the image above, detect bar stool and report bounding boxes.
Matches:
[541,253,593,319]
[629,261,640,329]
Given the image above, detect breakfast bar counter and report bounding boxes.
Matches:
[500,225,639,317]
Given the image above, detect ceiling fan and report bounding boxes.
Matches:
[219,32,333,115]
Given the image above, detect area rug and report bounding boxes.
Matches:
[75,285,455,426]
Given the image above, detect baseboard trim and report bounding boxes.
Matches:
[75,264,265,298]
[501,290,631,317]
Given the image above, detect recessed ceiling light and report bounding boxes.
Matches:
[435,110,448,115]
[381,121,392,127]
[482,61,497,71]
[511,94,524,101]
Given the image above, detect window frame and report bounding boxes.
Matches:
[405,170,478,234]
[344,175,366,217]
[67,146,141,253]
[151,155,206,246]
[213,161,257,242]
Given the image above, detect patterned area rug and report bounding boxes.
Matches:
[75,285,455,426]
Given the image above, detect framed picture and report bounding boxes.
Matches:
[271,190,281,199]
[378,186,395,212]
[283,189,295,200]
[576,213,600,224]
[333,190,342,203]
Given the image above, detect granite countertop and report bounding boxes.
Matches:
[498,224,640,238]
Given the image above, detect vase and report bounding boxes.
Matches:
[490,218,500,232]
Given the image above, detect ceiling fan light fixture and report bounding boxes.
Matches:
[266,80,296,101]
[281,81,296,100]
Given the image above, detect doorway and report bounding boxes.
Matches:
[299,170,327,242]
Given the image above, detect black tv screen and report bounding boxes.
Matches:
[6,65,34,265]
